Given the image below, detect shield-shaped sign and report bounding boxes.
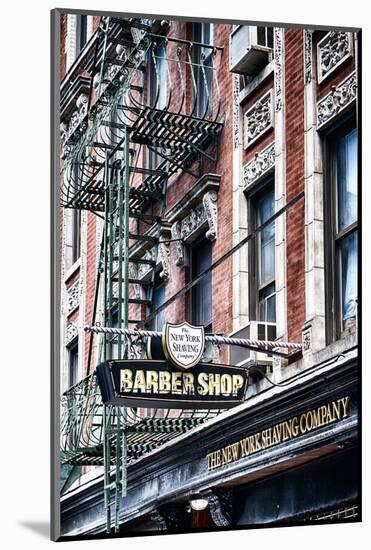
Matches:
[162,321,205,370]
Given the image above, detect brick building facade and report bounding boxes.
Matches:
[55,11,360,539]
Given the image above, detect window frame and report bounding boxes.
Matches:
[147,40,168,170]
[189,238,213,331]
[323,113,358,343]
[71,208,81,264]
[67,338,79,388]
[247,176,276,322]
[191,22,214,119]
[76,15,88,56]
[149,277,166,331]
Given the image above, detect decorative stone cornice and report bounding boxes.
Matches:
[244,90,274,149]
[65,322,78,345]
[274,27,284,111]
[317,32,353,84]
[317,72,357,129]
[167,173,221,223]
[167,174,220,267]
[170,190,218,266]
[66,280,80,315]
[304,30,313,84]
[243,142,275,190]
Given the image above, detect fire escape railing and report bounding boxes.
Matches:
[60,16,225,533]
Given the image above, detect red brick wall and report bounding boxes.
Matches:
[84,212,97,374]
[285,29,305,343]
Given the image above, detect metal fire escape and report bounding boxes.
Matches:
[60,17,224,533]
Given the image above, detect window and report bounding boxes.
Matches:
[67,340,79,388]
[248,181,276,322]
[148,41,167,110]
[76,15,88,56]
[257,26,274,49]
[150,279,166,331]
[71,209,81,264]
[192,23,214,118]
[147,40,168,169]
[66,164,81,269]
[189,239,212,331]
[325,119,358,341]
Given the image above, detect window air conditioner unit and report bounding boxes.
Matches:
[230,26,273,76]
[229,321,277,367]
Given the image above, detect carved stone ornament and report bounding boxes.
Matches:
[76,93,88,115]
[202,191,218,240]
[302,325,312,355]
[243,142,275,190]
[274,27,284,111]
[65,322,78,345]
[304,30,313,84]
[128,263,142,299]
[137,250,153,279]
[233,74,240,150]
[205,489,234,527]
[244,90,274,149]
[66,280,80,315]
[158,241,171,280]
[317,72,357,129]
[171,222,185,267]
[181,202,208,240]
[317,32,353,83]
[60,93,89,154]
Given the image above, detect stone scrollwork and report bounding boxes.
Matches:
[202,191,218,240]
[181,202,208,240]
[304,30,313,84]
[244,90,274,149]
[171,221,185,267]
[274,27,283,111]
[204,489,234,527]
[158,241,171,280]
[302,325,312,355]
[65,321,78,345]
[317,72,357,129]
[76,93,88,116]
[60,92,89,155]
[317,32,353,83]
[233,74,240,150]
[128,263,142,299]
[66,280,80,315]
[243,142,275,190]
